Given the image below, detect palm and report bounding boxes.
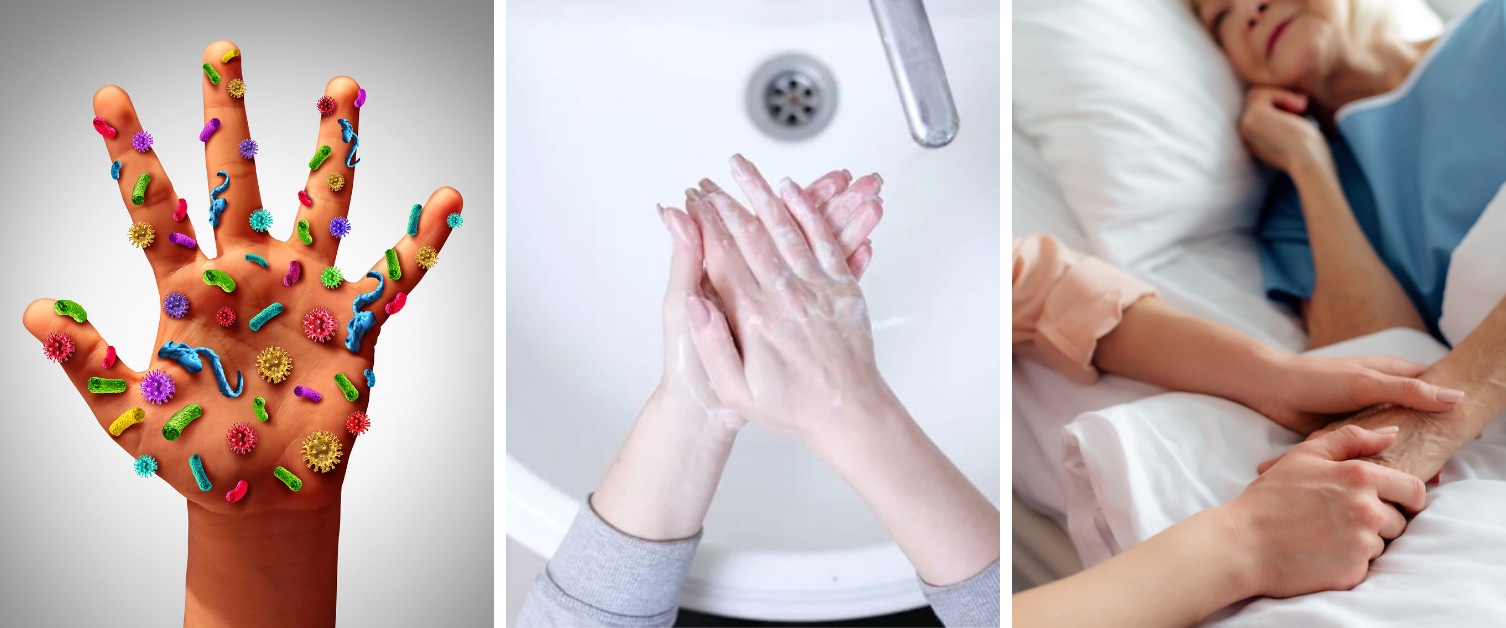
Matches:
[24,41,462,514]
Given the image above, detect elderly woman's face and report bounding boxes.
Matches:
[1196,0,1349,88]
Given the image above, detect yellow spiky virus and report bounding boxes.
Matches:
[325,172,344,192]
[301,430,343,473]
[126,221,155,248]
[415,246,438,270]
[226,78,247,98]
[255,346,292,383]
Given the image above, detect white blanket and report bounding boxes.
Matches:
[1054,191,1506,624]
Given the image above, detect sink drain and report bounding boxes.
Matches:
[747,53,837,142]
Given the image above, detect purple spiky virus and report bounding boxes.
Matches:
[162,291,190,319]
[140,368,176,405]
[238,137,258,159]
[328,216,351,238]
[131,130,153,152]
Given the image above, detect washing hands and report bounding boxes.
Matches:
[591,155,883,541]
[24,41,463,628]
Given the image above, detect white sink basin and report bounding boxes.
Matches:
[506,1,1000,620]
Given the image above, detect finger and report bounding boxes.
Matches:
[659,205,703,303]
[200,40,266,247]
[362,186,463,331]
[778,177,849,279]
[1370,465,1428,514]
[1359,373,1465,412]
[688,190,759,318]
[804,169,851,208]
[698,178,793,288]
[94,85,204,276]
[684,296,750,406]
[299,76,364,265]
[824,173,883,228]
[1353,356,1426,378]
[729,154,822,278]
[22,299,143,454]
[1297,425,1399,462]
[1376,502,1409,539]
[849,240,874,279]
[1257,454,1283,474]
[1269,89,1309,114]
[834,200,884,258]
[1366,534,1386,562]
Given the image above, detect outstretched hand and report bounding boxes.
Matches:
[24,41,462,513]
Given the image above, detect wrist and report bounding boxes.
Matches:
[1286,142,1336,183]
[801,383,907,457]
[185,500,341,628]
[1234,347,1300,418]
[1207,499,1267,601]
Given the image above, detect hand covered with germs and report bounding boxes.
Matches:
[23,41,463,514]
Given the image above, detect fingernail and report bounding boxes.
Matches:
[1376,426,1400,435]
[1437,388,1465,403]
[685,187,702,200]
[873,172,884,185]
[841,169,852,179]
[685,297,710,327]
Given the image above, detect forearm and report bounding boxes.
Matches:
[1420,296,1506,431]
[591,387,737,541]
[808,391,999,586]
[1288,157,1425,346]
[1012,505,1255,628]
[184,500,341,628]
[1095,297,1289,411]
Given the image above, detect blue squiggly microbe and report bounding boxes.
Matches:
[344,270,385,353]
[156,341,243,397]
[245,254,268,267]
[365,368,375,387]
[338,118,360,168]
[111,160,122,180]
[209,170,230,227]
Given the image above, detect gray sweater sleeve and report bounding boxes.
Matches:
[920,559,1002,627]
[515,496,700,627]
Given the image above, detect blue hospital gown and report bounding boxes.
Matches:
[1257,0,1506,342]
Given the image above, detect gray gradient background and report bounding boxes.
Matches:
[0,1,494,625]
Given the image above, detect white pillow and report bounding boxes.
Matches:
[1013,0,1442,267]
[1011,121,1091,253]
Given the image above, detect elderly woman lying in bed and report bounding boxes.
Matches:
[1190,0,1506,482]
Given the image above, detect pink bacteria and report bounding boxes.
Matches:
[226,480,248,503]
[103,346,117,369]
[385,292,406,315]
[283,261,301,287]
[93,116,116,138]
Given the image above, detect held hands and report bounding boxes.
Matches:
[1222,425,1426,599]
[1239,86,1328,174]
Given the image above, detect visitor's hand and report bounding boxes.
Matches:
[651,158,883,431]
[683,155,893,442]
[1247,353,1464,435]
[24,40,462,513]
[1223,425,1426,599]
[1240,86,1328,174]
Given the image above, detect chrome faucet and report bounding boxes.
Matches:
[869,0,960,148]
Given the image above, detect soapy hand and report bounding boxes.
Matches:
[681,154,892,441]
[653,158,883,431]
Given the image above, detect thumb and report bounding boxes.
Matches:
[1256,454,1284,475]
[1363,373,1465,412]
[1296,424,1400,462]
[659,205,703,302]
[685,296,750,407]
[1270,89,1309,114]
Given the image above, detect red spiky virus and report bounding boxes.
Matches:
[315,95,336,116]
[303,307,338,342]
[346,411,371,436]
[226,422,259,454]
[215,307,237,327]
[42,331,76,363]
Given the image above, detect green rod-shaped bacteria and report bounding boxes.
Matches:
[132,173,150,205]
[384,248,402,281]
[162,403,203,441]
[274,466,302,491]
[87,377,127,393]
[334,373,358,401]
